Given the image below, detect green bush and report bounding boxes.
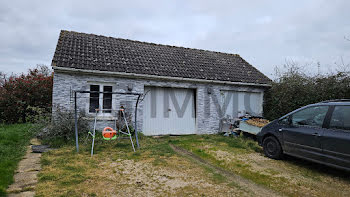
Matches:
[0,65,53,124]
[264,64,350,120]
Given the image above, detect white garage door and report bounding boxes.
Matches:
[143,87,196,135]
[220,91,263,118]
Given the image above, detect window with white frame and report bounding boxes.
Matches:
[89,85,113,113]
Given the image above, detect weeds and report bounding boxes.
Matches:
[38,107,89,146]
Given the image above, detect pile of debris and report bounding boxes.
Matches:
[245,118,270,128]
[219,114,271,136]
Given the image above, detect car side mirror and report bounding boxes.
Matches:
[296,120,308,125]
[278,116,291,125]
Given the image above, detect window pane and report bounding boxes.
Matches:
[89,85,100,113]
[291,106,328,128]
[329,106,350,131]
[103,86,112,113]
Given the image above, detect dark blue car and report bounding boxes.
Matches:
[257,100,350,171]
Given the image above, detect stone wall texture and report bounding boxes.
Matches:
[52,71,266,134]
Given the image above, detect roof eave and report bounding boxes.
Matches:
[52,66,272,87]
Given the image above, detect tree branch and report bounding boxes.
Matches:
[345,36,350,41]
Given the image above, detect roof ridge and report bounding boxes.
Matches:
[60,30,241,58]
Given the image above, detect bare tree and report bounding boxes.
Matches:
[335,56,350,74]
[32,64,52,76]
[0,71,6,86]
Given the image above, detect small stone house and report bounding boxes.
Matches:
[51,30,271,135]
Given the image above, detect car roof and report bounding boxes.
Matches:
[315,100,350,106]
[278,100,350,119]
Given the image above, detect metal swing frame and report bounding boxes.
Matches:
[89,108,135,156]
[73,90,143,153]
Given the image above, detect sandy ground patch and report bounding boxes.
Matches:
[208,149,350,197]
[35,135,350,197]
[86,156,242,196]
[36,149,245,196]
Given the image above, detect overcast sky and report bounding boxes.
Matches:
[1,0,349,78]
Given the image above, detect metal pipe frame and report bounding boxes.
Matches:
[74,90,142,153]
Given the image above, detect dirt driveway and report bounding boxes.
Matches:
[35,135,350,197]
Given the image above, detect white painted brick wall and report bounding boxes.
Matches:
[52,71,266,134]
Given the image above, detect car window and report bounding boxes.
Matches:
[291,106,329,128]
[329,106,350,131]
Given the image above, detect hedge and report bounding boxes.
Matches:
[263,66,350,120]
[0,65,53,123]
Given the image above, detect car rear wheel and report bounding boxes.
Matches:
[263,136,283,159]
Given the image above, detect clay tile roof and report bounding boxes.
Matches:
[52,30,271,85]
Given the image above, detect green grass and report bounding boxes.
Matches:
[36,133,350,196]
[169,135,276,182]
[169,134,350,196]
[38,134,237,196]
[0,124,37,196]
[36,135,179,196]
[170,135,290,190]
[169,134,261,155]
